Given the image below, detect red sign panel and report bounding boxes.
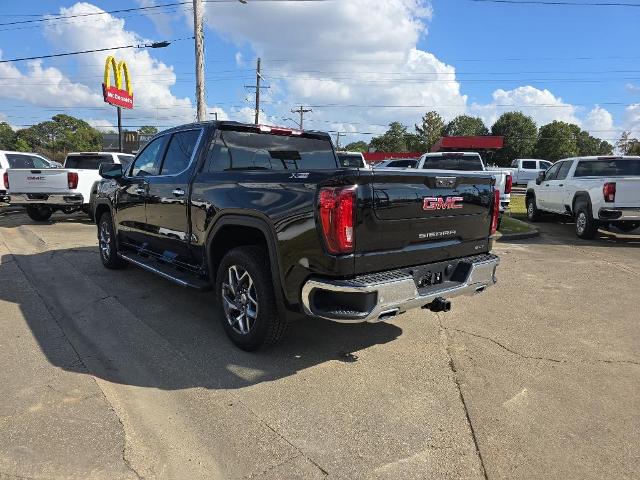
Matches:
[102,84,134,109]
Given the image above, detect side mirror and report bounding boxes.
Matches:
[535,171,545,185]
[99,163,123,179]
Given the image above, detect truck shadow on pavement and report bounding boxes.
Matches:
[2,246,403,391]
[502,215,640,248]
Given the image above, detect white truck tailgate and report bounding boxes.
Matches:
[7,169,69,193]
[615,178,640,207]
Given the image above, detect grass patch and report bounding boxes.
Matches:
[499,216,536,235]
[508,195,527,217]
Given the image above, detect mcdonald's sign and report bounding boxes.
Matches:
[102,56,134,109]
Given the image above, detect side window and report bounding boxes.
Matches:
[539,161,551,170]
[6,153,35,168]
[160,129,201,175]
[556,161,573,181]
[544,162,562,181]
[522,160,537,169]
[511,159,518,167]
[131,136,167,177]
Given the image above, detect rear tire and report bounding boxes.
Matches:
[526,195,540,222]
[26,205,52,222]
[574,201,598,239]
[216,246,286,351]
[98,211,127,269]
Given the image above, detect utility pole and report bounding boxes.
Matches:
[193,0,206,122]
[244,57,269,125]
[117,107,123,152]
[291,105,312,130]
[335,132,345,150]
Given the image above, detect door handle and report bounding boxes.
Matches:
[545,183,550,186]
[172,188,185,197]
[558,184,564,187]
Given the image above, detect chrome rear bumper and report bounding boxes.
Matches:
[302,254,499,323]
[10,193,84,205]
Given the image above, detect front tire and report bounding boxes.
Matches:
[26,205,52,222]
[526,195,541,222]
[216,246,286,351]
[98,211,127,269]
[574,201,598,239]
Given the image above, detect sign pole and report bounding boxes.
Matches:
[117,106,123,153]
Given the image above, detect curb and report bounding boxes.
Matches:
[496,217,540,242]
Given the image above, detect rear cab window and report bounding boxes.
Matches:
[422,154,482,171]
[64,154,114,170]
[207,128,337,172]
[6,154,49,169]
[337,153,365,168]
[574,158,640,177]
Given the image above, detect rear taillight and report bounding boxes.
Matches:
[603,182,616,203]
[505,174,513,194]
[3,172,8,189]
[67,171,79,189]
[318,186,356,254]
[490,189,500,235]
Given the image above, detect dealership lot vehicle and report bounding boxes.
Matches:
[1,150,59,205]
[417,152,513,213]
[488,158,552,185]
[6,151,133,221]
[373,158,419,169]
[94,121,501,350]
[336,151,371,169]
[526,156,640,238]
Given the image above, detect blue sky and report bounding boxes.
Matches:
[0,0,638,145]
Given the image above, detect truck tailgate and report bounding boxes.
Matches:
[7,169,69,193]
[355,170,495,273]
[614,178,640,207]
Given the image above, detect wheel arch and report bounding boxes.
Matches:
[93,201,112,226]
[205,214,288,314]
[571,191,592,216]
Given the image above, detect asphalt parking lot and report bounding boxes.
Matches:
[0,209,638,480]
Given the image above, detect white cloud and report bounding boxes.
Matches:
[471,86,581,128]
[135,0,175,37]
[623,104,640,133]
[583,105,615,136]
[87,118,115,131]
[625,83,640,95]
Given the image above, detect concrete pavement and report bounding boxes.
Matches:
[0,210,638,479]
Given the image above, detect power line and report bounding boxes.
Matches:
[0,37,192,64]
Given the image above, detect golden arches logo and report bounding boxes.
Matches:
[102,56,134,109]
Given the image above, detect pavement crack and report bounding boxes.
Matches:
[448,327,640,366]
[235,399,329,477]
[437,315,489,480]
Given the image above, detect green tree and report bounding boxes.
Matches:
[491,112,538,166]
[370,122,410,152]
[616,131,640,155]
[535,121,578,161]
[14,114,102,162]
[138,125,158,135]
[0,122,16,150]
[443,115,488,137]
[414,111,444,151]
[344,141,368,152]
[570,125,613,156]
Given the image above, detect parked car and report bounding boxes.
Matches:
[526,156,640,238]
[374,158,419,169]
[336,151,371,169]
[5,151,134,221]
[488,159,552,185]
[94,121,501,350]
[416,152,513,213]
[1,151,60,205]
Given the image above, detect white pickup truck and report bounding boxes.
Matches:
[1,150,61,205]
[488,158,552,185]
[5,151,133,221]
[417,152,512,213]
[526,156,640,238]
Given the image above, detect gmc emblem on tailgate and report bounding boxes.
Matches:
[423,196,464,211]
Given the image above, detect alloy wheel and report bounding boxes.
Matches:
[221,265,258,335]
[576,212,587,234]
[99,221,111,262]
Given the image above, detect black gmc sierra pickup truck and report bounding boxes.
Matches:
[94,121,500,350]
